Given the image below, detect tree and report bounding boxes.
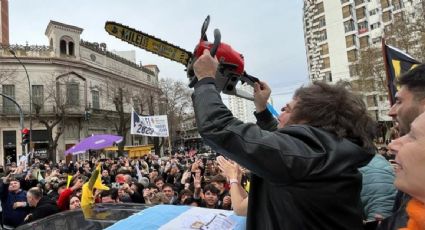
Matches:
[158,78,193,149]
[33,76,68,163]
[104,79,161,156]
[410,2,425,62]
[351,46,386,93]
[104,86,131,156]
[385,13,416,54]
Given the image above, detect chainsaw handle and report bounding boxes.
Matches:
[210,29,221,57]
[189,29,221,88]
[201,15,210,41]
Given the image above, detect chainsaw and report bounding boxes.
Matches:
[105,15,259,100]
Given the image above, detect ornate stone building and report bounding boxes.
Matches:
[0,21,161,164]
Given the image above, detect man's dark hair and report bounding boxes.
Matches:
[179,189,193,198]
[398,63,425,101]
[101,188,119,200]
[203,184,220,195]
[162,183,174,191]
[291,81,376,150]
[147,183,159,190]
[210,174,226,184]
[154,177,164,183]
[182,197,200,206]
[28,187,43,200]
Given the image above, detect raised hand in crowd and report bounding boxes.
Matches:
[180,171,191,185]
[71,178,84,191]
[193,173,203,200]
[217,156,242,182]
[217,156,248,216]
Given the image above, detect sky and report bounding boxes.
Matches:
[8,0,309,110]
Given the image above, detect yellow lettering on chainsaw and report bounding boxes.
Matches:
[105,22,191,65]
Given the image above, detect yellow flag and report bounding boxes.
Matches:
[66,175,73,189]
[81,163,109,207]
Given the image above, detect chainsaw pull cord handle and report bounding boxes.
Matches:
[189,28,221,88]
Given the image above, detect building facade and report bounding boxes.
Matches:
[303,0,424,121]
[0,21,161,165]
[227,84,256,124]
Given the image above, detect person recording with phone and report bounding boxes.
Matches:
[191,50,376,229]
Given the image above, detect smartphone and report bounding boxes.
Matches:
[363,220,379,230]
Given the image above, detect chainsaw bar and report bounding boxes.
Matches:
[105,21,193,66]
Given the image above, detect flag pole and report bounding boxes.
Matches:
[381,37,395,106]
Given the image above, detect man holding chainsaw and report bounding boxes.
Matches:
[192,50,376,229]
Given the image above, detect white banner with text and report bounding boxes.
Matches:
[131,109,169,137]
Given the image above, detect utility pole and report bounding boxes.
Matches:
[9,49,33,153]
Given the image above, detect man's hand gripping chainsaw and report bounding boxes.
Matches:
[105,15,259,100]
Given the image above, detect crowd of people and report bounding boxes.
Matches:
[0,149,253,228]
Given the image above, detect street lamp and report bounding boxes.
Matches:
[9,49,32,152]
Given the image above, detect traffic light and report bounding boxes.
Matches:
[22,128,29,145]
[84,111,91,121]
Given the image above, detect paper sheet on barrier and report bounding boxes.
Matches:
[159,207,236,230]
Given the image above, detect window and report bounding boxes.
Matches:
[358,21,369,34]
[59,36,75,56]
[380,0,390,8]
[369,9,378,16]
[344,20,355,33]
[346,35,356,48]
[2,85,15,113]
[347,50,358,62]
[324,72,332,82]
[320,43,329,55]
[92,90,99,109]
[372,37,382,44]
[342,5,352,18]
[316,2,324,15]
[321,57,330,69]
[367,95,377,107]
[356,7,366,19]
[318,16,326,28]
[355,0,365,6]
[370,22,381,30]
[349,65,358,77]
[60,40,67,54]
[69,42,75,56]
[317,30,327,42]
[359,36,369,48]
[393,0,404,10]
[384,25,393,34]
[382,11,392,22]
[66,82,79,106]
[32,85,44,111]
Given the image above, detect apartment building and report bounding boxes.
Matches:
[303,0,424,121]
[227,84,256,124]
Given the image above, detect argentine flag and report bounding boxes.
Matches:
[107,205,246,230]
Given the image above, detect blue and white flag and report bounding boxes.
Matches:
[107,205,246,230]
[131,109,169,137]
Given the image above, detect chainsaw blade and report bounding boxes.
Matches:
[105,21,193,66]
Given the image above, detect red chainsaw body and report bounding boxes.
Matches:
[194,40,245,75]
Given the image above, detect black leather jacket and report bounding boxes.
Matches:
[192,79,374,230]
